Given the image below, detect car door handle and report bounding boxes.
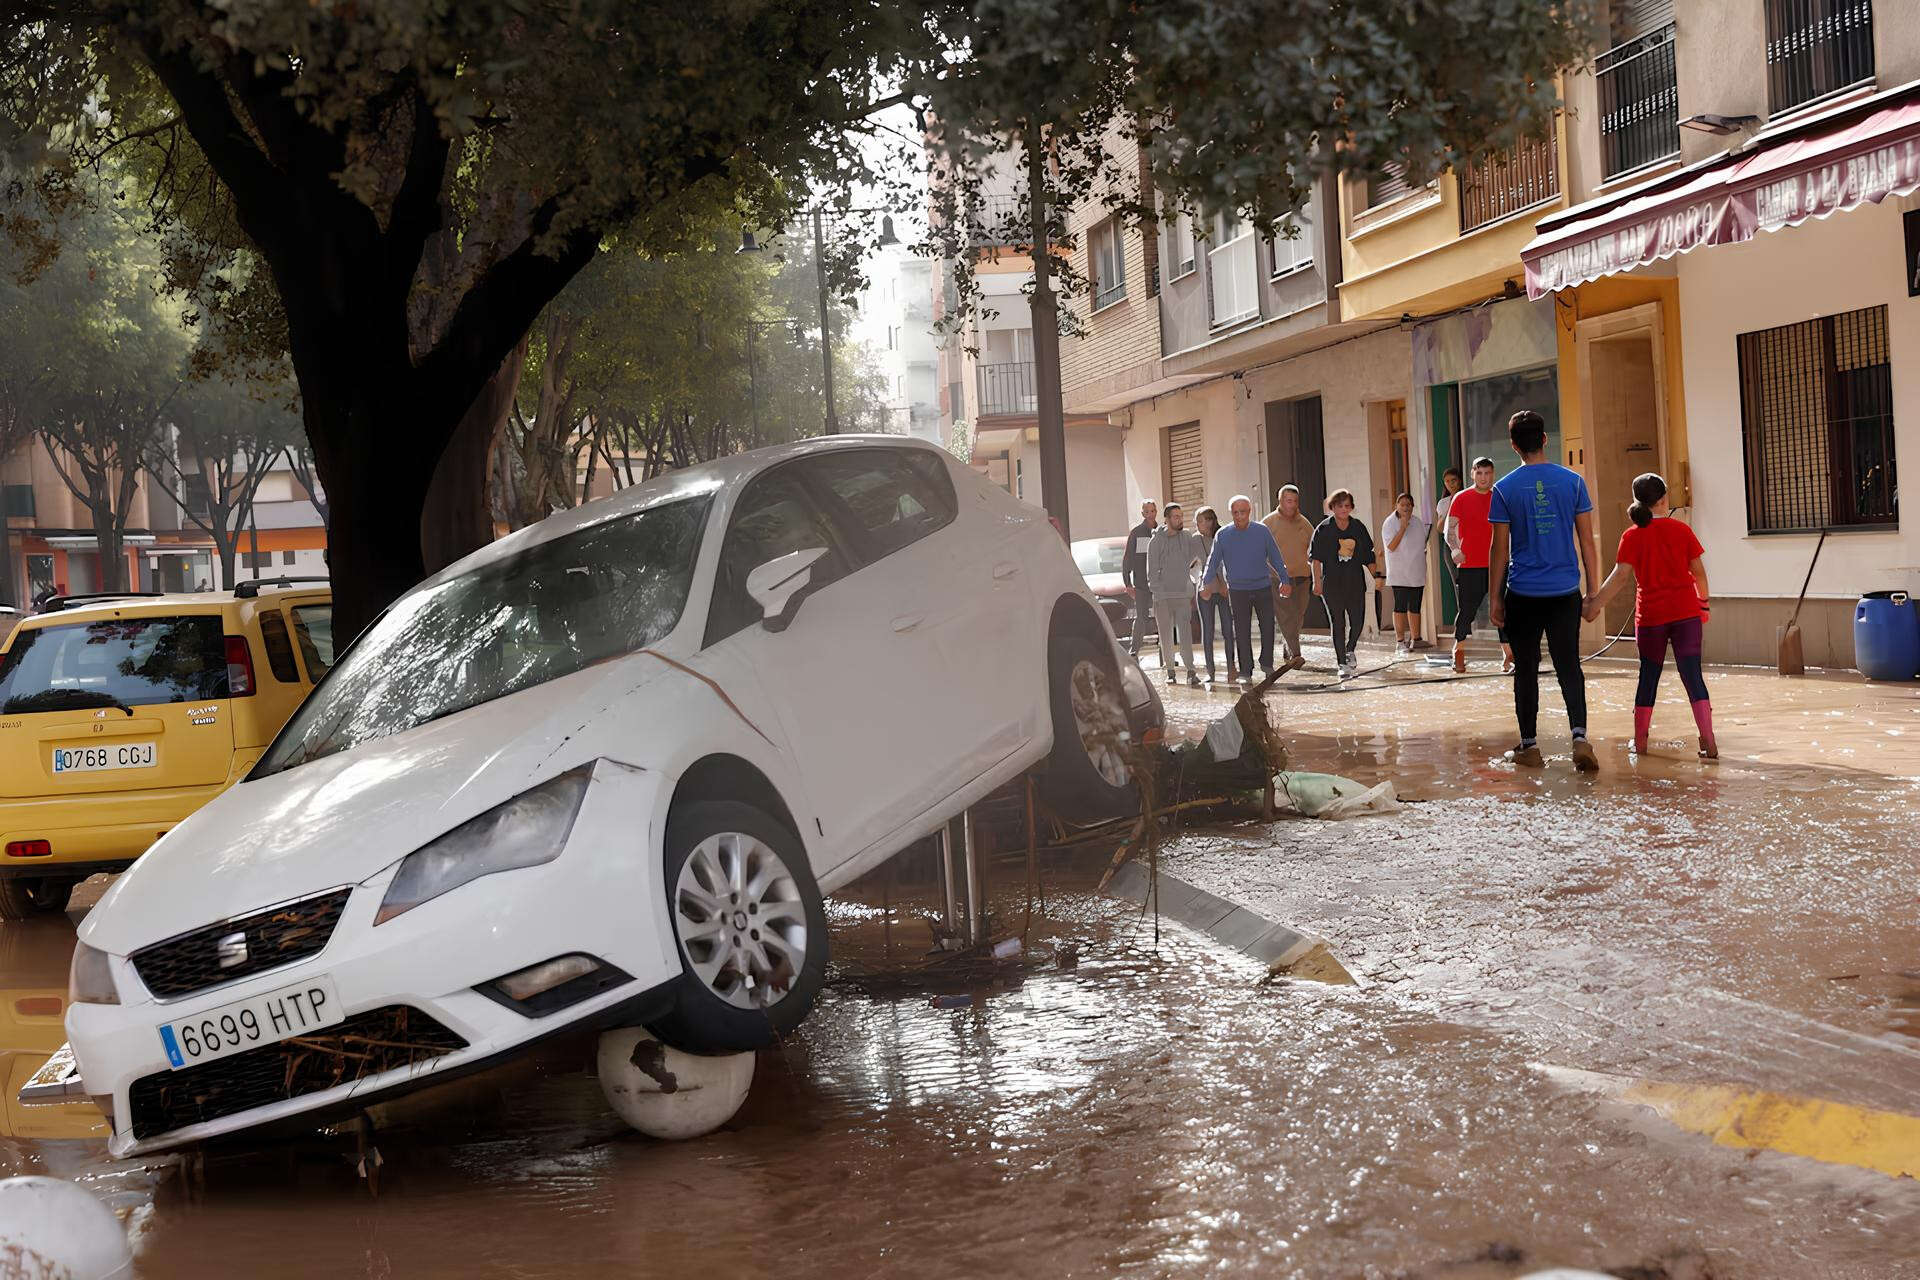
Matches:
[992,562,1020,580]
[891,613,925,633]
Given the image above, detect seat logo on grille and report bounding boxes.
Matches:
[215,931,249,970]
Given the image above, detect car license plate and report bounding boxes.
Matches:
[158,976,343,1071]
[52,742,157,774]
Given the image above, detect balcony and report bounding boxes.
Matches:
[977,361,1036,417]
[1596,22,1680,180]
[965,194,1028,249]
[1457,123,1560,234]
[1765,0,1874,114]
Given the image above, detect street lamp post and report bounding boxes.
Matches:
[742,210,899,438]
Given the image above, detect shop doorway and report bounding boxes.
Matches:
[1264,394,1328,629]
[1576,304,1668,636]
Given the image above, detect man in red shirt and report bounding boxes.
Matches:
[1442,457,1514,674]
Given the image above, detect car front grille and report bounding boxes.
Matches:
[130,889,352,1000]
[127,1005,467,1141]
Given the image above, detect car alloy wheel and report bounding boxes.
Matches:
[672,831,809,1011]
[1068,656,1132,788]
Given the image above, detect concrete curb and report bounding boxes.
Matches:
[1104,860,1349,977]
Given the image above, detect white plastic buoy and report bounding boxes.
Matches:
[0,1176,132,1280]
[596,1027,753,1141]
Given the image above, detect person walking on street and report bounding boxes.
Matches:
[1583,473,1716,760]
[1380,492,1429,655]
[1489,409,1602,773]
[1193,506,1238,685]
[1120,500,1158,657]
[1146,503,1205,687]
[1436,466,1464,604]
[1309,489,1377,679]
[1202,495,1293,682]
[1445,457,1514,674]
[1262,485,1314,672]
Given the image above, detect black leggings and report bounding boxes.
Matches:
[1453,567,1509,644]
[1504,589,1587,741]
[1325,579,1366,663]
[1636,616,1709,706]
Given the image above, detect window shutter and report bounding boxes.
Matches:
[1166,424,1206,511]
[1612,0,1676,42]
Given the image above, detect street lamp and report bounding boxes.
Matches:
[739,208,902,436]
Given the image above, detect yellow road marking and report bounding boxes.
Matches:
[1537,1065,1920,1179]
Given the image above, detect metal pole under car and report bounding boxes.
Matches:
[939,821,961,938]
[1025,127,1070,539]
[814,208,839,436]
[962,808,984,947]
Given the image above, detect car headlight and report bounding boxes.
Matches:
[374,766,592,925]
[69,942,119,1006]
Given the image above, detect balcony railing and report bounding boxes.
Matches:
[1597,23,1680,179]
[977,361,1036,417]
[1765,0,1874,114]
[1457,123,1560,234]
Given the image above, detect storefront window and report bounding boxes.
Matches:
[1460,366,1563,475]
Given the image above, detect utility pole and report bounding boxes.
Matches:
[813,208,839,435]
[1025,128,1070,538]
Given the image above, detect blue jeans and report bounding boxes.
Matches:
[1197,590,1234,677]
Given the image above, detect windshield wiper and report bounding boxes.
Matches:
[2,688,137,717]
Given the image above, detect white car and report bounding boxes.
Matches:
[49,436,1162,1157]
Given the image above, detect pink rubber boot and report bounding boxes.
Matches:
[1692,699,1717,759]
[1632,705,1653,755]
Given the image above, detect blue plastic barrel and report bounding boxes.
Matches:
[1854,591,1920,681]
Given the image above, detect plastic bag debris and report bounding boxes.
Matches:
[1271,772,1401,819]
[1202,709,1245,763]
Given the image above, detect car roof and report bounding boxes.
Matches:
[421,434,955,590]
[17,588,331,627]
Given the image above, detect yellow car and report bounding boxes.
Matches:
[0,580,333,919]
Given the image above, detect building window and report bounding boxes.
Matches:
[282,550,298,566]
[1597,4,1679,179]
[1764,0,1874,114]
[1364,164,1415,209]
[1090,219,1127,310]
[1,484,33,518]
[1268,204,1315,278]
[1207,211,1257,328]
[1457,120,1561,234]
[181,475,212,520]
[1167,211,1197,280]
[1738,305,1895,532]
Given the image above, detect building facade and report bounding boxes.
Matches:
[854,247,942,445]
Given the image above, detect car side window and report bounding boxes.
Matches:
[290,606,334,682]
[256,609,302,683]
[704,468,855,648]
[800,449,958,564]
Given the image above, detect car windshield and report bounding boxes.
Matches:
[1071,541,1124,576]
[0,615,228,714]
[255,495,711,777]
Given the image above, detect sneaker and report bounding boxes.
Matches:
[1187,674,1202,688]
[1572,739,1600,773]
[1411,638,1434,651]
[1337,662,1357,679]
[1166,674,1177,686]
[1506,744,1545,768]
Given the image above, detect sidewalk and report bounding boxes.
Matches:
[1144,658,1920,1171]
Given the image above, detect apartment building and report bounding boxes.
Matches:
[854,245,942,445]
[1529,0,1918,665]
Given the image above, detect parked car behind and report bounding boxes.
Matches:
[53,437,1162,1157]
[0,582,333,920]
[1071,536,1202,652]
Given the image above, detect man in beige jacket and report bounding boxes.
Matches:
[1262,485,1314,671]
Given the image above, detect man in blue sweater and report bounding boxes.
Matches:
[1202,495,1293,681]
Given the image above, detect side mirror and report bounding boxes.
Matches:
[746,547,829,633]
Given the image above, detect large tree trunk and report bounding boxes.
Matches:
[89,499,127,593]
[420,336,526,575]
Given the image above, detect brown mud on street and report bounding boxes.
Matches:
[2,849,1918,1278]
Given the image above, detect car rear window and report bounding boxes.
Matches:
[291,606,334,680]
[0,616,228,713]
[256,610,301,683]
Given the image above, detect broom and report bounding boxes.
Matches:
[1777,528,1827,676]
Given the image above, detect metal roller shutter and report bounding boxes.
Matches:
[1166,423,1206,510]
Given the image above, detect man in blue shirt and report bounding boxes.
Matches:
[1201,495,1292,681]
[1488,409,1601,773]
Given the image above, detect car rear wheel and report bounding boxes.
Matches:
[0,876,76,921]
[1040,633,1140,824]
[648,801,828,1054]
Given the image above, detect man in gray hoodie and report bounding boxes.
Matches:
[1146,502,1204,686]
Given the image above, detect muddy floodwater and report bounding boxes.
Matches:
[4,654,1919,1277]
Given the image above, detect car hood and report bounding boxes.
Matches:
[80,658,672,957]
[1085,572,1125,595]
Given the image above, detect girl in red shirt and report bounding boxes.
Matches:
[1585,473,1715,758]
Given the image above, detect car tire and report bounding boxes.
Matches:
[0,876,76,921]
[1040,633,1141,824]
[648,800,828,1054]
